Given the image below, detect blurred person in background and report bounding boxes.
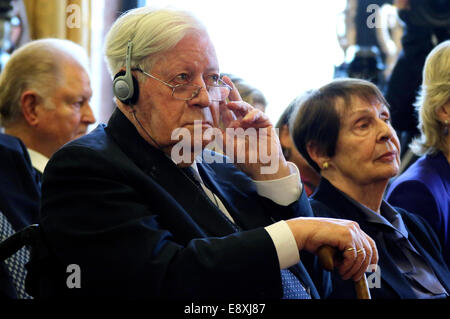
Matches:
[387,40,450,269]
[276,94,320,196]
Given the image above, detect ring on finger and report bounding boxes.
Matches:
[356,248,365,254]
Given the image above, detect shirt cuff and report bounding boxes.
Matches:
[265,220,300,269]
[253,162,302,206]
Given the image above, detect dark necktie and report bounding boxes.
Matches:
[281,269,311,299]
[181,166,203,189]
[33,168,43,188]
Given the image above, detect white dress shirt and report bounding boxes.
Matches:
[27,148,49,174]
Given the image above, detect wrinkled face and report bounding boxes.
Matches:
[38,62,95,149]
[132,31,221,155]
[330,96,401,186]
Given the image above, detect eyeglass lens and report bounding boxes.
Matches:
[173,85,230,101]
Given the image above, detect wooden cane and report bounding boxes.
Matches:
[317,245,371,299]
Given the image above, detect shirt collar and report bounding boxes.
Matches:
[337,189,409,240]
[27,148,49,173]
[190,158,203,183]
[169,152,204,184]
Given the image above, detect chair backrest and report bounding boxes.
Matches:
[0,211,38,299]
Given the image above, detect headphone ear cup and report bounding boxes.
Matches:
[128,74,139,105]
[113,70,139,105]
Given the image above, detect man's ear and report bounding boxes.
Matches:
[306,141,329,170]
[20,90,43,126]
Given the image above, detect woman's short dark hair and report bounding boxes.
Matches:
[290,78,388,173]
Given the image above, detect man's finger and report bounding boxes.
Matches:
[221,75,242,102]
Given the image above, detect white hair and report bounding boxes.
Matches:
[0,38,90,127]
[104,6,207,80]
[410,40,450,156]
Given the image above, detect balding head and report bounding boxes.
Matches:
[0,38,90,127]
[0,39,95,158]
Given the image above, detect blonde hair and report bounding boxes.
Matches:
[411,40,450,156]
[104,6,207,80]
[0,38,89,127]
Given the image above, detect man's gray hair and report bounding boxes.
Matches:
[104,6,207,80]
[0,38,90,127]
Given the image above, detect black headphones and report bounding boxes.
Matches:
[112,40,140,106]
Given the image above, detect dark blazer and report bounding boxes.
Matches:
[0,133,40,231]
[0,133,41,299]
[28,108,322,299]
[309,178,450,299]
[386,152,450,268]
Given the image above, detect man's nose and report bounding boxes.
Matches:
[81,103,96,124]
[189,79,212,108]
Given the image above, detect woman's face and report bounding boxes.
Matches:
[437,99,450,153]
[329,96,401,186]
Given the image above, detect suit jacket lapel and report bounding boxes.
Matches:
[106,108,237,237]
[364,224,417,298]
[402,217,450,293]
[197,160,275,230]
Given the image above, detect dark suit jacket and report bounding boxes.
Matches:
[309,178,450,299]
[28,108,322,299]
[0,133,41,298]
[0,133,40,230]
[386,152,450,268]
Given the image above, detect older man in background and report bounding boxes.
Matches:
[0,38,95,299]
[0,38,96,178]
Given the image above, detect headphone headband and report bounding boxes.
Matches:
[112,40,139,105]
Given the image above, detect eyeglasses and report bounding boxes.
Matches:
[134,68,231,102]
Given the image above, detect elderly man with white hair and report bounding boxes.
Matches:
[27,6,378,299]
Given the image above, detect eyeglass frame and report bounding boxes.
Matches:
[132,67,232,102]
